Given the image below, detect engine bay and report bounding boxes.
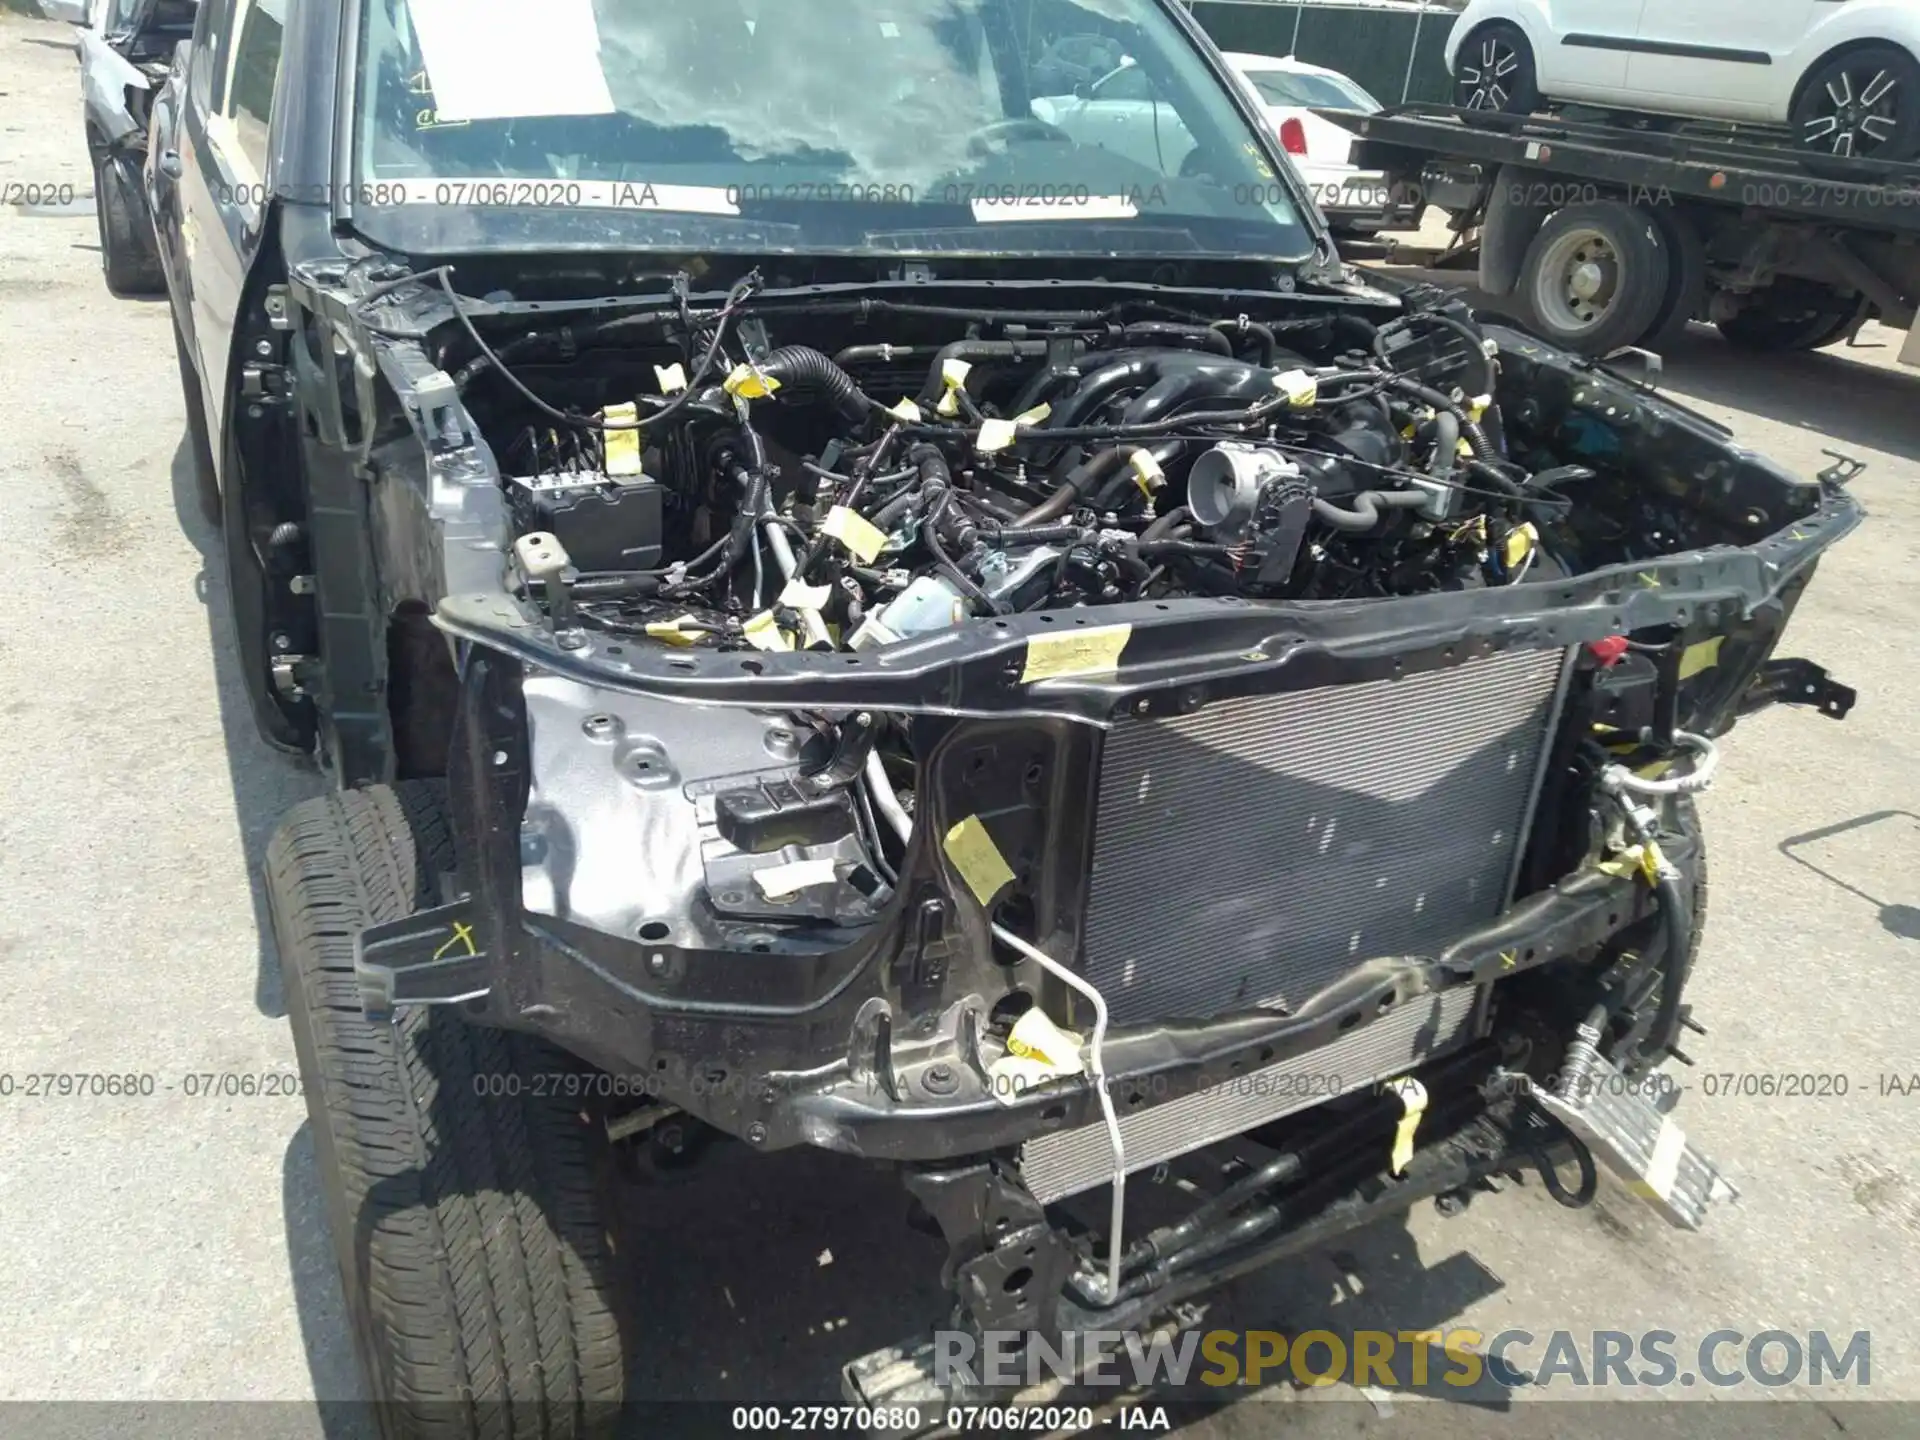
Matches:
[430,276,1792,657]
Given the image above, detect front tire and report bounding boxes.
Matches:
[1454,23,1540,115]
[268,783,630,1440]
[95,150,164,297]
[1519,201,1671,355]
[1792,45,1920,161]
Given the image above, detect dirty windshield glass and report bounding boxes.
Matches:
[353,0,1312,258]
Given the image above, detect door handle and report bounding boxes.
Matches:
[159,149,183,178]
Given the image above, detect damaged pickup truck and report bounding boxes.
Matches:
[152,0,1861,1431]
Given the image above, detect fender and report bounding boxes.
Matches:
[78,29,150,149]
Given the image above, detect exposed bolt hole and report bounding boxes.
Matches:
[1040,1103,1065,1122]
[1002,1267,1033,1295]
[741,660,764,674]
[637,921,671,942]
[1339,1011,1361,1031]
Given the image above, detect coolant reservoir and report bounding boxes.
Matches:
[877,574,968,636]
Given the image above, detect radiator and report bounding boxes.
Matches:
[1081,646,1569,1025]
[1019,984,1482,1204]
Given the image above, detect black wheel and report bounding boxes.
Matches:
[1519,201,1671,355]
[1715,282,1866,352]
[268,782,631,1440]
[95,151,164,297]
[1640,208,1707,353]
[1792,44,1920,160]
[1454,23,1540,115]
[171,312,221,528]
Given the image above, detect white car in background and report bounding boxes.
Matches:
[1219,52,1413,233]
[1032,51,1417,235]
[1447,0,1920,160]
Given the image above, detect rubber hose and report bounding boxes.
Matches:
[755,346,875,427]
[1209,318,1278,366]
[1014,446,1141,528]
[1117,322,1233,356]
[1138,506,1191,544]
[1311,488,1430,532]
[1429,411,1460,479]
[1646,868,1695,1062]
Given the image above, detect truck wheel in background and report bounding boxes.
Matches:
[1640,209,1707,353]
[268,783,631,1440]
[1716,282,1868,352]
[1791,45,1920,161]
[95,151,164,298]
[1453,23,1539,115]
[1519,201,1671,355]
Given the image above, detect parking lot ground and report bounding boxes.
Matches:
[2,10,1918,1438]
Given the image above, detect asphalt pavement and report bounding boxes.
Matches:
[1,9,1917,1439]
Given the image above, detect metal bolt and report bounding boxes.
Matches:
[747,1122,768,1145]
[255,339,273,357]
[247,405,263,419]
[557,631,586,651]
[1133,698,1151,715]
[647,953,669,977]
[271,633,291,652]
[922,1063,959,1096]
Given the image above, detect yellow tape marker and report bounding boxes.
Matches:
[654,362,689,394]
[976,418,1018,453]
[779,579,834,609]
[742,610,795,653]
[943,815,1016,906]
[1502,522,1538,569]
[1129,450,1165,501]
[1013,402,1053,427]
[1678,635,1724,681]
[1468,393,1492,423]
[600,402,644,475]
[888,397,922,423]
[1386,1077,1428,1176]
[643,614,708,648]
[821,505,888,563]
[724,363,780,400]
[1274,369,1318,408]
[1021,623,1132,683]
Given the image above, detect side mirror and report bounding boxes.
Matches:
[40,0,92,24]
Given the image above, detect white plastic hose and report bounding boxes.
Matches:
[989,921,1127,1308]
[862,746,1129,1304]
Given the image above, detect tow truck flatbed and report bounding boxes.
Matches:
[1320,104,1920,362]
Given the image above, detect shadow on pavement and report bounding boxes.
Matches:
[168,427,321,1017]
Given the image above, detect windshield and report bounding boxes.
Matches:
[1240,67,1380,114]
[352,0,1313,260]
